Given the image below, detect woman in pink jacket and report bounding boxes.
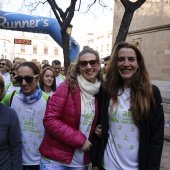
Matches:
[39,47,103,170]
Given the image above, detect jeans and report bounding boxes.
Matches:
[40,157,89,170]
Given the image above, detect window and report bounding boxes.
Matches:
[54,47,58,55]
[107,33,112,39]
[45,35,48,39]
[3,42,6,47]
[97,36,104,41]
[88,39,93,44]
[33,45,37,54]
[44,46,48,55]
[21,45,25,53]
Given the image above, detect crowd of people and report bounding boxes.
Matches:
[0,42,164,170]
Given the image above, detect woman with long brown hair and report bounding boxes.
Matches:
[39,66,56,96]
[91,42,164,170]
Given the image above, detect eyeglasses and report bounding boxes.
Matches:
[10,71,16,77]
[15,75,38,83]
[0,63,6,66]
[78,60,99,68]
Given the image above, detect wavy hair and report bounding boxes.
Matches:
[67,47,103,92]
[105,42,155,126]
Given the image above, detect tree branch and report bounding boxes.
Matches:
[47,0,62,26]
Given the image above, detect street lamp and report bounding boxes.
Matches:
[66,24,73,35]
[66,24,73,51]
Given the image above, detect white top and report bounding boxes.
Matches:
[6,84,20,94]
[45,91,54,96]
[1,72,10,86]
[104,88,139,170]
[55,75,64,88]
[11,94,47,165]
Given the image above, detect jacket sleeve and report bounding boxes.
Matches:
[43,82,86,148]
[9,108,22,170]
[91,85,103,167]
[149,85,164,170]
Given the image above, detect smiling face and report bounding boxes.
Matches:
[17,66,39,96]
[43,69,55,87]
[78,52,100,83]
[117,48,139,87]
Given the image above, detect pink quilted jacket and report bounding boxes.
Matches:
[39,81,99,164]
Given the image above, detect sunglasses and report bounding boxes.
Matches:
[10,71,16,77]
[78,60,99,68]
[15,75,38,83]
[0,63,6,66]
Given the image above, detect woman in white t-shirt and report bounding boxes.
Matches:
[2,62,49,170]
[91,42,164,170]
[39,66,56,96]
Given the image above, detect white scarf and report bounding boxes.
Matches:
[77,75,101,115]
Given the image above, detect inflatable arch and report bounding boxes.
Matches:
[0,10,80,63]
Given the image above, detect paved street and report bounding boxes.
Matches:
[160,139,170,170]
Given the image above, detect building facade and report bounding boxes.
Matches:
[0,29,63,65]
[86,31,113,59]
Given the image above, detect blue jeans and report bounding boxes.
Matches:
[40,157,89,170]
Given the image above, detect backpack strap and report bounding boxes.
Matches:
[10,90,16,107]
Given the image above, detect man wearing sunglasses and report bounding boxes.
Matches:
[52,60,65,88]
[0,59,11,86]
[5,60,23,94]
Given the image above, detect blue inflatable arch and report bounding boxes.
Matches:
[0,10,80,63]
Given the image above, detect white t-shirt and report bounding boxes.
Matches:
[2,72,10,86]
[11,94,47,165]
[104,88,139,170]
[45,91,54,96]
[6,84,20,94]
[55,75,64,88]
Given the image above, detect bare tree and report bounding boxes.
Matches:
[19,0,109,71]
[113,0,146,48]
[0,0,10,9]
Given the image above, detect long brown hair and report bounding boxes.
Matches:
[39,66,56,92]
[105,42,155,126]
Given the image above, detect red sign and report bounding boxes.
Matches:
[14,38,32,45]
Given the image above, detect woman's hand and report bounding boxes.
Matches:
[95,124,102,137]
[81,139,92,151]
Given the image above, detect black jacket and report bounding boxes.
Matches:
[91,85,164,170]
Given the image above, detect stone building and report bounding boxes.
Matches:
[112,0,170,138]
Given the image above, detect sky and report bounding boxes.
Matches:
[1,0,114,46]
